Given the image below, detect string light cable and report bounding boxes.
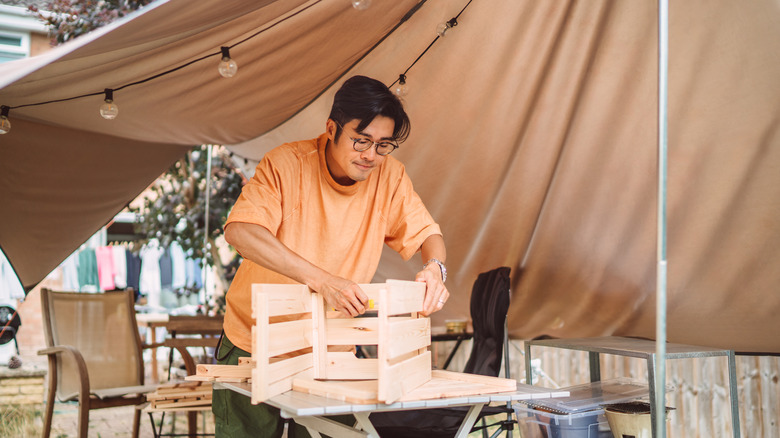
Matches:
[388,0,474,96]
[0,0,330,131]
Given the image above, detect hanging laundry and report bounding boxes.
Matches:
[139,243,163,309]
[170,242,187,291]
[77,248,100,292]
[111,245,128,289]
[95,246,116,291]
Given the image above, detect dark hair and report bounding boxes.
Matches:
[329,75,411,143]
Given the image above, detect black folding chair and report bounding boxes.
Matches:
[370,266,515,438]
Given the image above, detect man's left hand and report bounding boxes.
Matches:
[415,264,449,316]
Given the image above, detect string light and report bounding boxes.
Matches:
[436,18,458,37]
[99,89,119,120]
[0,105,10,134]
[218,46,238,78]
[1,0,477,136]
[351,0,372,11]
[392,74,409,97]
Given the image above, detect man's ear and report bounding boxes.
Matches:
[326,119,337,142]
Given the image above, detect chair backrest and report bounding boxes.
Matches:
[40,289,145,400]
[463,267,511,377]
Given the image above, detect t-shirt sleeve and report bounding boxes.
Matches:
[384,168,442,261]
[224,149,291,235]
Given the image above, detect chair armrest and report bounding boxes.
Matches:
[38,345,91,400]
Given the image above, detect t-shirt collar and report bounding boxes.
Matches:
[318,132,361,195]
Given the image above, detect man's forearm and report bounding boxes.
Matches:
[224,222,327,290]
[224,222,368,316]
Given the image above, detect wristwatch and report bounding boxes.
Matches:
[423,258,447,283]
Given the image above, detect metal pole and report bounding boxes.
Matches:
[203,145,213,313]
[656,0,669,436]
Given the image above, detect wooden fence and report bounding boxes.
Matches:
[433,339,779,437]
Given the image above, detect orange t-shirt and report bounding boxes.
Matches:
[222,133,441,352]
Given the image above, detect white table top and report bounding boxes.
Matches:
[214,382,569,417]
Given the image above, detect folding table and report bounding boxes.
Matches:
[215,381,569,438]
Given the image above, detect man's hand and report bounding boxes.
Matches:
[416,263,449,316]
[316,275,369,317]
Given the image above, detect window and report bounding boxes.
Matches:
[0,30,29,63]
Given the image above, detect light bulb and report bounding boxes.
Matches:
[218,46,238,78]
[99,89,119,120]
[393,74,409,97]
[0,106,10,134]
[436,18,458,37]
[351,0,372,10]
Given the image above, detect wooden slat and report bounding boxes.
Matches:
[292,378,378,404]
[311,292,327,379]
[324,352,378,380]
[267,353,314,383]
[253,283,312,316]
[267,319,312,357]
[378,350,431,403]
[384,280,425,315]
[384,317,430,360]
[430,370,516,390]
[326,318,379,345]
[196,363,251,378]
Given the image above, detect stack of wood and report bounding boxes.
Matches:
[185,359,253,383]
[146,381,212,411]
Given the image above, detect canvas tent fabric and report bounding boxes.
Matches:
[0,0,778,353]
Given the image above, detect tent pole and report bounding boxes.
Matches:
[656,0,669,437]
[203,144,213,314]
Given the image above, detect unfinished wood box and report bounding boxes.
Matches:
[250,280,432,405]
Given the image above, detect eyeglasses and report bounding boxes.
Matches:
[335,121,399,156]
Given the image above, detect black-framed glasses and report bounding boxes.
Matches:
[335,121,399,156]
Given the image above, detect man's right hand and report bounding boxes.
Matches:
[316,276,369,317]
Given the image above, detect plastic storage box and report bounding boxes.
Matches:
[515,405,610,438]
[514,378,654,438]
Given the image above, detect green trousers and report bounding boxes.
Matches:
[212,335,353,438]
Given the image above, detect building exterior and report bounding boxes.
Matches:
[0,3,48,63]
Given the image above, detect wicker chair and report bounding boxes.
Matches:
[38,288,157,438]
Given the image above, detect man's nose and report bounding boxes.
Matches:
[360,145,377,161]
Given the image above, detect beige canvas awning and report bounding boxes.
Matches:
[1,0,778,352]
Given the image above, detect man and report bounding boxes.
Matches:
[214,75,448,437]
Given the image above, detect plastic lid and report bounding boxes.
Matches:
[519,378,660,414]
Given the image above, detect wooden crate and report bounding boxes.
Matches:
[250,280,431,404]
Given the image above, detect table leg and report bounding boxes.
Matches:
[151,329,158,383]
[353,412,380,437]
[294,415,369,438]
[727,351,741,438]
[647,354,658,438]
[455,402,486,438]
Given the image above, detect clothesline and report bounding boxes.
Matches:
[61,240,205,309]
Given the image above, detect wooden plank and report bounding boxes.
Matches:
[384,317,430,360]
[252,290,271,405]
[268,318,312,357]
[238,357,252,366]
[378,350,432,403]
[384,280,425,315]
[326,318,379,345]
[185,375,214,382]
[312,292,327,379]
[430,370,516,390]
[324,352,378,380]
[253,283,312,316]
[153,398,212,409]
[196,363,252,378]
[157,381,204,390]
[147,388,212,401]
[293,378,379,404]
[268,353,314,383]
